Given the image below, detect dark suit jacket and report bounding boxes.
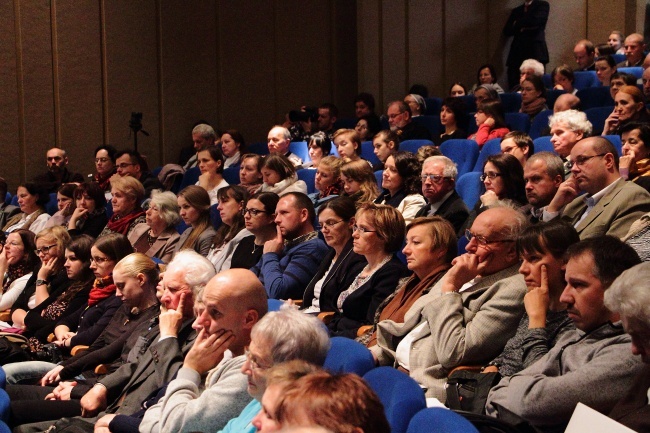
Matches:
[327,256,409,339]
[302,239,367,312]
[503,0,550,66]
[0,203,20,229]
[415,190,470,234]
[398,121,432,142]
[560,179,650,239]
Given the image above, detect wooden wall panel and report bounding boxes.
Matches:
[380,1,407,105]
[330,0,358,118]
[19,1,56,180]
[357,1,382,109]
[407,1,443,99]
[0,2,21,188]
[102,0,160,167]
[55,0,104,178]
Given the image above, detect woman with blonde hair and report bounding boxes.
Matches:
[174,185,216,257]
[99,176,146,238]
[311,156,344,210]
[340,159,380,205]
[333,129,363,162]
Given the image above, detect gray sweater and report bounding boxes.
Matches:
[139,352,251,433]
[486,321,645,432]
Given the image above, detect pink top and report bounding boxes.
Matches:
[470,124,510,147]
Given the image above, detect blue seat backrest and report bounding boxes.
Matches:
[604,135,623,155]
[529,109,552,139]
[248,142,269,156]
[533,136,555,154]
[333,117,358,130]
[456,171,483,208]
[545,89,566,110]
[498,92,522,113]
[504,112,530,133]
[267,299,284,312]
[289,141,310,163]
[542,73,553,88]
[297,169,317,194]
[618,66,643,79]
[576,87,614,110]
[399,140,434,154]
[222,165,240,185]
[45,193,58,216]
[178,166,201,191]
[457,95,477,113]
[209,203,222,230]
[612,53,626,64]
[585,106,613,135]
[573,71,599,90]
[324,337,375,376]
[439,139,480,177]
[424,97,443,116]
[406,408,479,433]
[361,141,381,166]
[375,170,384,189]
[473,138,503,172]
[411,116,441,137]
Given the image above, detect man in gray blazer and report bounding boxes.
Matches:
[370,206,528,401]
[543,136,650,239]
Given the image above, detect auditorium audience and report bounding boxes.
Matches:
[206,185,250,272]
[354,92,376,118]
[595,55,617,86]
[500,131,533,166]
[43,183,78,229]
[258,154,308,196]
[306,132,331,169]
[310,156,343,211]
[340,159,380,205]
[332,129,363,162]
[449,82,467,97]
[220,129,246,169]
[99,176,147,238]
[91,145,117,194]
[619,122,650,191]
[371,130,399,171]
[435,97,468,145]
[519,75,548,119]
[114,150,163,200]
[618,33,646,67]
[470,98,510,146]
[610,72,637,100]
[573,39,596,71]
[603,85,650,136]
[67,182,108,238]
[0,230,37,312]
[32,148,84,194]
[238,153,263,195]
[185,124,217,169]
[127,190,180,263]
[608,30,625,54]
[354,114,381,142]
[473,84,499,105]
[174,185,216,257]
[4,183,50,235]
[471,64,504,94]
[230,192,278,270]
[268,126,303,167]
[548,109,593,175]
[403,94,426,117]
[375,151,426,223]
[386,101,432,141]
[522,152,565,223]
[551,64,576,95]
[196,146,228,205]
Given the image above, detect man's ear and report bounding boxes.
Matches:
[300,207,309,223]
[243,309,259,330]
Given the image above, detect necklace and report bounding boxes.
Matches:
[147,230,158,246]
[251,243,262,255]
[337,255,392,310]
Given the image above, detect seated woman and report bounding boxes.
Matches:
[360,216,456,347]
[372,130,399,171]
[0,230,38,313]
[473,84,499,105]
[220,129,246,169]
[340,159,380,205]
[99,176,147,238]
[92,145,117,195]
[3,183,51,235]
[174,185,216,257]
[305,131,331,169]
[128,190,180,264]
[207,185,250,272]
[302,197,366,314]
[449,82,467,97]
[603,85,650,136]
[469,98,510,147]
[609,30,626,54]
[67,182,108,238]
[619,122,650,192]
[435,97,468,145]
[6,253,160,424]
[325,203,409,338]
[3,233,133,380]
[230,192,279,270]
[483,220,578,377]
[257,154,308,196]
[310,156,343,211]
[196,146,229,206]
[595,55,617,86]
[551,64,577,95]
[471,64,504,94]
[355,114,382,142]
[500,131,534,167]
[404,93,426,117]
[43,183,78,229]
[460,153,526,236]
[519,75,548,119]
[375,151,426,223]
[333,129,363,162]
[238,153,263,195]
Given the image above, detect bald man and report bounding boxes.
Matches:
[138,269,268,433]
[618,33,646,68]
[32,147,85,193]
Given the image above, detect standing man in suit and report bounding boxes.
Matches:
[415,156,469,234]
[503,0,550,90]
[542,136,650,239]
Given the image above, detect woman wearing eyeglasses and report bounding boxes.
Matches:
[230,192,279,270]
[302,197,366,314]
[0,230,38,313]
[92,145,117,194]
[99,176,147,239]
[127,190,180,264]
[459,153,526,237]
[206,186,251,272]
[324,203,409,338]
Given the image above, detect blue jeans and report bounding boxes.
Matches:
[4,360,58,384]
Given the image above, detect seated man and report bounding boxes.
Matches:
[522,152,564,223]
[415,156,469,233]
[543,136,650,239]
[386,101,432,142]
[13,251,214,433]
[32,147,85,193]
[218,307,330,433]
[605,262,650,432]
[573,39,596,71]
[115,150,163,200]
[184,124,217,169]
[317,103,338,139]
[370,206,528,401]
[267,126,303,167]
[251,192,329,300]
[617,33,646,68]
[486,236,644,432]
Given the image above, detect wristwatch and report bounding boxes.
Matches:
[35,279,49,286]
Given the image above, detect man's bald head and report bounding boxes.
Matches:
[553,93,581,113]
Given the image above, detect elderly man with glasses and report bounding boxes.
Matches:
[542,136,650,239]
[414,156,469,233]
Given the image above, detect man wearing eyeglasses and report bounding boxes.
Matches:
[542,137,650,239]
[32,147,85,194]
[371,206,528,401]
[114,150,163,201]
[414,156,469,233]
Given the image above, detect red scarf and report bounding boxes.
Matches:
[88,275,116,306]
[94,170,115,191]
[106,209,145,235]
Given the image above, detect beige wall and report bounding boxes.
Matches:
[357,0,647,112]
[0,0,356,189]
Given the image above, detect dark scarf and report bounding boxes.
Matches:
[3,262,31,292]
[94,170,116,191]
[318,180,343,199]
[106,208,145,236]
[88,275,116,306]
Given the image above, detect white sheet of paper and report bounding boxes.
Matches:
[565,402,637,433]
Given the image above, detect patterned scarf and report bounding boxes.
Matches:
[3,262,31,292]
[106,208,145,235]
[88,275,116,306]
[94,170,115,191]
